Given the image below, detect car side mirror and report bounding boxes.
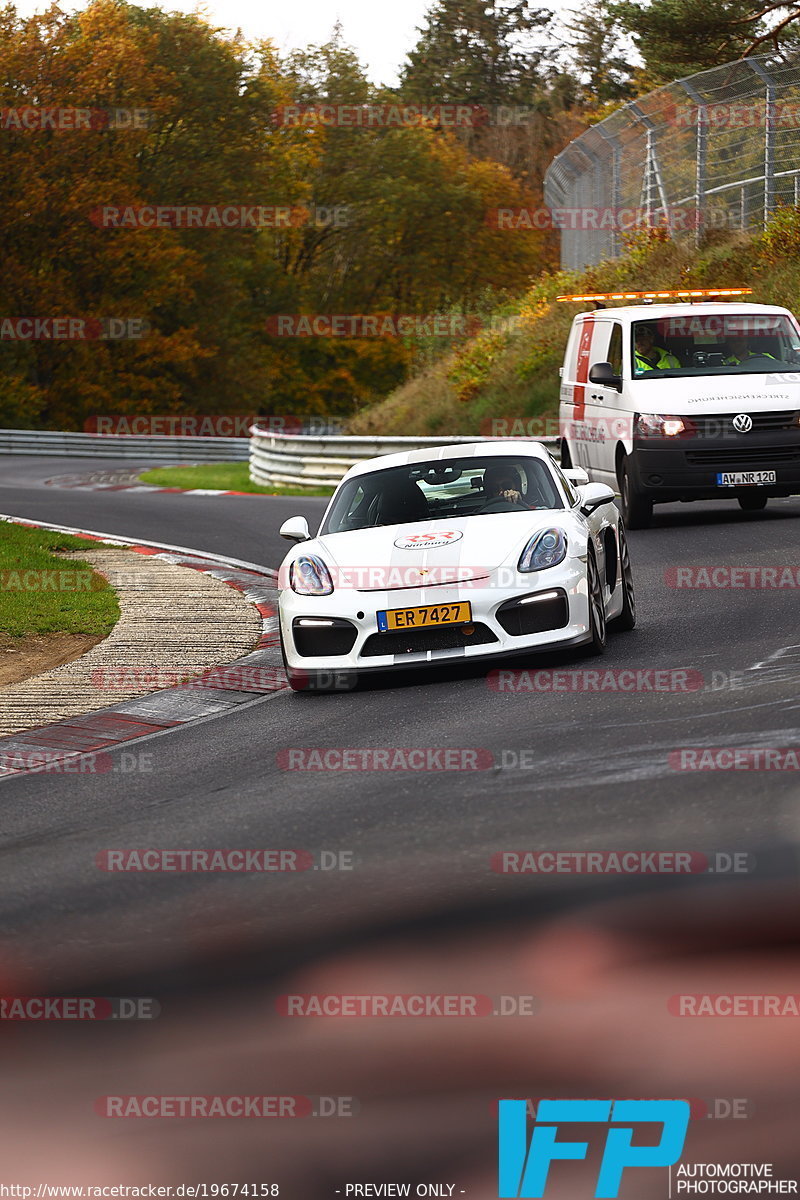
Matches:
[580,482,616,515]
[589,361,622,390]
[279,515,311,542]
[563,467,589,487]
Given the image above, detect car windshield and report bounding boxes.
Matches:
[320,455,563,534]
[631,313,800,378]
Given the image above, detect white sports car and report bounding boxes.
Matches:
[277,441,636,690]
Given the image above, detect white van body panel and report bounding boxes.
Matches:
[558,302,800,496]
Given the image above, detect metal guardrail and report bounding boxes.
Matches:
[0,428,250,461]
[248,428,559,489]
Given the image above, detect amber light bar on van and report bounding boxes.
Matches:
[556,288,754,302]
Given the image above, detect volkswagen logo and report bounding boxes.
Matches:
[732,413,753,433]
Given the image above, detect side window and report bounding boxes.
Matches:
[608,323,622,375]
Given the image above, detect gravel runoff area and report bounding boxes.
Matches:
[0,547,262,737]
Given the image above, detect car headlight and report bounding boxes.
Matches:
[518,528,567,572]
[290,555,334,596]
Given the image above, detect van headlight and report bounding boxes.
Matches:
[290,555,334,595]
[519,528,567,572]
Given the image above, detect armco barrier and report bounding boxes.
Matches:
[0,428,250,462]
[248,428,558,489]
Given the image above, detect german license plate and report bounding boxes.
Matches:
[377,601,472,633]
[716,471,776,486]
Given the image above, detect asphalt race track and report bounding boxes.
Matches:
[1,453,799,981]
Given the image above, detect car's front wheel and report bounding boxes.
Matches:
[609,524,636,631]
[581,551,607,655]
[619,456,653,529]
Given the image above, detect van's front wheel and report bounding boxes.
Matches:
[619,457,653,529]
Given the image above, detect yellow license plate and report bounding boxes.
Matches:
[377,601,472,633]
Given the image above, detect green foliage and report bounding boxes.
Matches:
[0,1,563,429]
[610,0,796,85]
[399,0,554,107]
[349,211,800,435]
[563,0,635,104]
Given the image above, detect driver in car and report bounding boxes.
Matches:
[482,465,537,509]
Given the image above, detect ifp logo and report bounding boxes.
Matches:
[498,1099,690,1197]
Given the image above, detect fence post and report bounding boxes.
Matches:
[628,103,670,227]
[596,127,622,258]
[746,59,776,227]
[678,78,707,246]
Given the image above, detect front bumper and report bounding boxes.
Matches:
[279,564,591,674]
[630,433,800,501]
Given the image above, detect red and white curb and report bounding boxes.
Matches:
[0,515,286,778]
[45,468,254,497]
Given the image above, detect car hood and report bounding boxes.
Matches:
[631,373,800,415]
[312,512,565,590]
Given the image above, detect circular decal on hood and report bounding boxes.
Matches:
[393,530,463,550]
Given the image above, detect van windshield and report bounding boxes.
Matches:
[631,313,800,378]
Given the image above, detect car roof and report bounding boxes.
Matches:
[578,302,793,323]
[342,439,554,481]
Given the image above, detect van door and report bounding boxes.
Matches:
[561,313,599,474]
[584,320,625,488]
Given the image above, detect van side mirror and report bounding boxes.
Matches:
[589,361,622,390]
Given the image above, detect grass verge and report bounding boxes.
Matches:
[0,522,120,638]
[139,462,334,497]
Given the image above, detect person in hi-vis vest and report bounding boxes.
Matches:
[634,326,680,372]
[724,335,775,365]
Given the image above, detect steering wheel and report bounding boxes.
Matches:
[477,497,525,514]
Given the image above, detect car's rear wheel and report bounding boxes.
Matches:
[737,493,768,512]
[619,456,653,529]
[609,524,636,631]
[581,551,607,655]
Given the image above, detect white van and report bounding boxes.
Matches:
[558,294,800,527]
